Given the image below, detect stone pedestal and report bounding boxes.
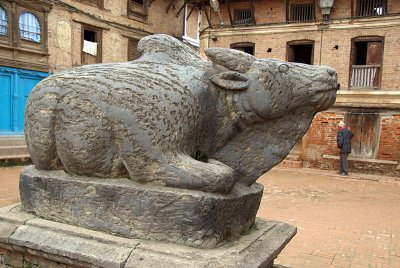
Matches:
[20,166,263,248]
[0,204,296,268]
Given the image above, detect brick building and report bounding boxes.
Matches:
[197,0,400,176]
[0,0,192,158]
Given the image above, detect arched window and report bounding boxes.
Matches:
[0,6,7,35]
[19,12,40,42]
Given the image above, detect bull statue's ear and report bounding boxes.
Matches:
[210,71,249,91]
[205,48,255,73]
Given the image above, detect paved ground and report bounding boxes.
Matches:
[1,166,399,267]
[257,168,400,268]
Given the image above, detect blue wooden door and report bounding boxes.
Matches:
[0,67,49,134]
[0,71,12,131]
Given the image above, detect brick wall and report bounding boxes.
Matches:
[378,114,400,160]
[48,0,185,72]
[203,1,400,90]
[304,112,342,161]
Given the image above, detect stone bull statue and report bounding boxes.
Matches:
[25,34,338,194]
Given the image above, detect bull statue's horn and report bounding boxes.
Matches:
[205,48,255,73]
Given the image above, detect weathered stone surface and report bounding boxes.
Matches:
[9,225,133,268]
[20,166,263,248]
[25,34,338,194]
[0,222,17,243]
[0,204,35,225]
[0,206,296,268]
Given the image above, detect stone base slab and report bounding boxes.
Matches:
[0,204,297,268]
[20,166,264,248]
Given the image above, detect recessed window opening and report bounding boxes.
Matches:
[356,0,386,17]
[290,4,314,22]
[19,12,41,42]
[350,38,383,89]
[131,0,144,5]
[84,29,96,42]
[231,42,255,56]
[288,44,313,64]
[354,42,368,65]
[234,9,253,25]
[0,7,7,35]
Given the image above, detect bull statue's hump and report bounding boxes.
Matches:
[137,34,205,66]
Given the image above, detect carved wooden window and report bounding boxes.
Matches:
[231,42,255,56]
[289,3,315,22]
[356,0,387,17]
[0,1,50,71]
[0,6,7,35]
[128,0,148,20]
[233,9,253,25]
[19,12,41,43]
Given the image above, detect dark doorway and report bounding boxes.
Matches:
[128,38,141,61]
[230,42,255,56]
[287,42,314,64]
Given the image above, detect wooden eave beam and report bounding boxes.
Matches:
[176,0,190,17]
[226,0,233,25]
[202,4,211,27]
[166,0,177,12]
[249,0,255,24]
[186,3,196,20]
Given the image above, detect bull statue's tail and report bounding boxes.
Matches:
[24,78,61,170]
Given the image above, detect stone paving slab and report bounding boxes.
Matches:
[0,204,296,268]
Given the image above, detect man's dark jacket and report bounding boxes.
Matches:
[337,128,353,154]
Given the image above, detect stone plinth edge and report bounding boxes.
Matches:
[0,204,297,268]
[20,166,263,248]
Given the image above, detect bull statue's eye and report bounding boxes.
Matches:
[278,64,289,73]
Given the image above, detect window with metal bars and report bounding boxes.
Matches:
[233,9,253,25]
[0,6,7,35]
[356,0,386,17]
[290,3,314,22]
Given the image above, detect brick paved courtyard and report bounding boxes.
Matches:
[258,168,400,268]
[1,166,399,267]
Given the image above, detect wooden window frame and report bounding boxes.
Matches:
[287,1,315,22]
[0,3,11,45]
[81,23,103,65]
[349,36,384,90]
[128,0,148,21]
[0,0,51,72]
[17,9,43,49]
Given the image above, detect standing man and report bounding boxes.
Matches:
[337,121,353,176]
